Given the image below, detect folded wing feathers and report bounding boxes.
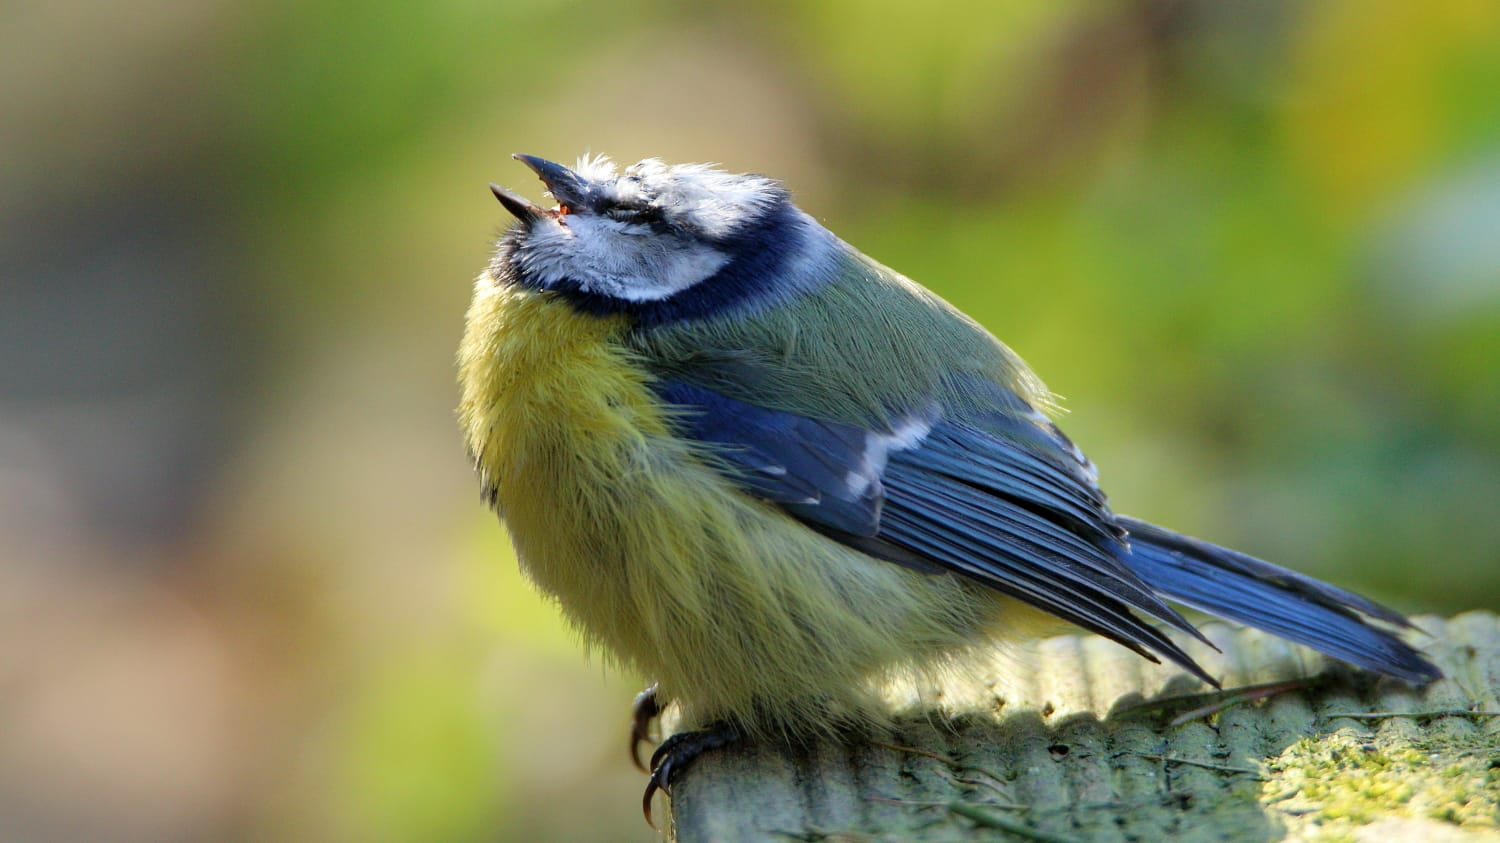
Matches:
[656,380,1437,684]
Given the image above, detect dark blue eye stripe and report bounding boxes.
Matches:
[506,198,814,328]
[601,201,664,225]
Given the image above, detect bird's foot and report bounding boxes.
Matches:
[642,721,741,828]
[629,683,661,772]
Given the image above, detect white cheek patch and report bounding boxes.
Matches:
[845,412,936,496]
[516,215,730,301]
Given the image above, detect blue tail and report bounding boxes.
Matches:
[1117,517,1441,683]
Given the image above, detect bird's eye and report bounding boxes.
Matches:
[604,203,657,223]
[557,204,572,216]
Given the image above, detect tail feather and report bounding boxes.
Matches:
[1117,516,1442,684]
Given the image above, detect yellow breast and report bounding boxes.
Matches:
[457,275,666,505]
[456,273,1008,739]
[457,275,684,659]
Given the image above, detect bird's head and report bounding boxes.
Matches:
[488,154,826,325]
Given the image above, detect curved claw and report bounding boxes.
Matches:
[641,732,684,829]
[642,765,667,829]
[646,734,673,774]
[639,723,743,829]
[630,684,662,773]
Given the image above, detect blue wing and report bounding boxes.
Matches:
[655,378,1216,681]
[658,378,1441,685]
[656,380,886,537]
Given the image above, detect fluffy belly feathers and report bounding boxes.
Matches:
[458,278,1001,735]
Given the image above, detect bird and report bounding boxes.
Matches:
[457,153,1440,819]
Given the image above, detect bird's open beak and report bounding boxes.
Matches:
[490,154,592,222]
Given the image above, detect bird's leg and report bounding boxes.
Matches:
[641,721,742,828]
[629,683,662,772]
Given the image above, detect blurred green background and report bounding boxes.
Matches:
[2,0,1498,840]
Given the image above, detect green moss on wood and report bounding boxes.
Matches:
[1264,729,1500,841]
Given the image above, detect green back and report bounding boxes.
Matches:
[628,247,1053,428]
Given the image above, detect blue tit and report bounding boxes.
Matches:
[458,153,1439,814]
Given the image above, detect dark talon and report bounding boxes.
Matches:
[630,684,662,773]
[642,768,666,828]
[640,722,742,828]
